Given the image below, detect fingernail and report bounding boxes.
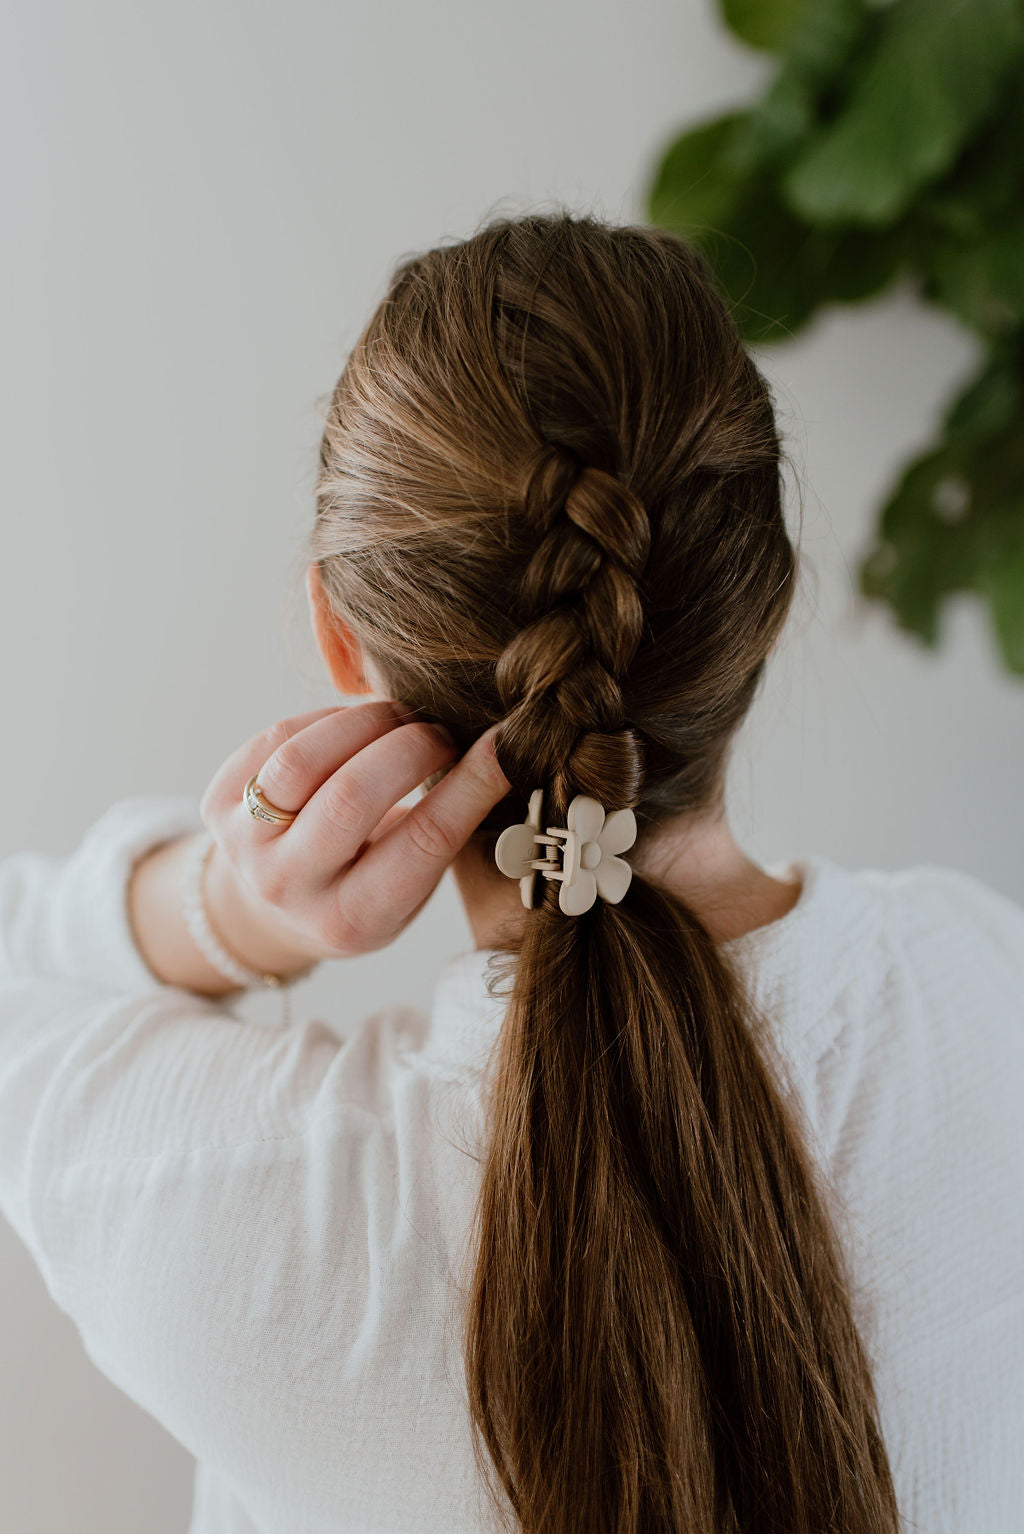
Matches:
[479,724,511,788]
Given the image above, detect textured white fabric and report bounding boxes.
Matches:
[1,795,1023,1533]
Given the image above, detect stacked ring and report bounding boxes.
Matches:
[243,773,298,826]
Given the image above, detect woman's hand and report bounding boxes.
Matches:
[198,700,510,970]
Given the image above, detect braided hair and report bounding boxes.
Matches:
[497,446,648,818]
[310,212,900,1534]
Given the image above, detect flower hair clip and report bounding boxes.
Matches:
[494,788,638,916]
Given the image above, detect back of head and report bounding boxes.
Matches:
[311,212,899,1533]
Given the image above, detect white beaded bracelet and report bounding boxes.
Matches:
[181,831,287,994]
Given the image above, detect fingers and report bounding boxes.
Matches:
[256,703,413,816]
[326,724,510,938]
[202,701,405,842]
[279,720,460,884]
[201,701,512,962]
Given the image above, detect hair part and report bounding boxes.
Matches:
[311,211,900,1533]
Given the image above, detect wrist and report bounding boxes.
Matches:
[202,838,322,981]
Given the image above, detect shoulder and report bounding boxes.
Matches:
[812,855,1024,1072]
[849,860,1024,1001]
[855,856,1023,924]
[807,869,1024,1500]
[742,854,1024,1158]
[790,858,1024,1164]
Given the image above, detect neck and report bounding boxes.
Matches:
[450,806,803,951]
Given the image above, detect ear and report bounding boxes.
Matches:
[306,563,373,696]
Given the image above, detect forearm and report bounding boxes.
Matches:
[128,832,319,995]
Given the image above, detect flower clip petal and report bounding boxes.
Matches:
[598,807,638,858]
[559,867,598,916]
[493,787,545,909]
[594,854,632,905]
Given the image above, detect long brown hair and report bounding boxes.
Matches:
[310,212,900,1533]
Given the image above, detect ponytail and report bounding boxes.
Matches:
[465,873,899,1532]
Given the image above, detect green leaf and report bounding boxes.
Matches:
[916,88,1024,242]
[928,222,1024,335]
[700,218,820,342]
[969,407,1024,673]
[945,348,1021,438]
[696,185,908,342]
[782,0,1024,226]
[720,0,810,52]
[727,0,869,173]
[858,350,1024,669]
[648,114,747,236]
[859,441,981,645]
[977,532,1024,674]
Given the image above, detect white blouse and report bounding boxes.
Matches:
[1,795,1022,1533]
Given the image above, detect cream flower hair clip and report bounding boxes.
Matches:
[494,788,638,916]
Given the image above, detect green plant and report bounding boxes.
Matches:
[647,0,1024,674]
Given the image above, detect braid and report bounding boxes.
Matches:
[494,443,650,817]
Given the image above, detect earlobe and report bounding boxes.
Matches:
[306,563,372,697]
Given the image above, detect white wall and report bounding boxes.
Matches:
[1,1,1021,1529]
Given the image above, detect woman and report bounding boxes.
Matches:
[1,213,1021,1534]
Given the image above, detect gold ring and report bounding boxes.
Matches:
[243,773,298,826]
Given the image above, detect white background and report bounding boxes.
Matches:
[2,1,1021,1528]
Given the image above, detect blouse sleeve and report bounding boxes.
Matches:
[0,798,363,1469]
